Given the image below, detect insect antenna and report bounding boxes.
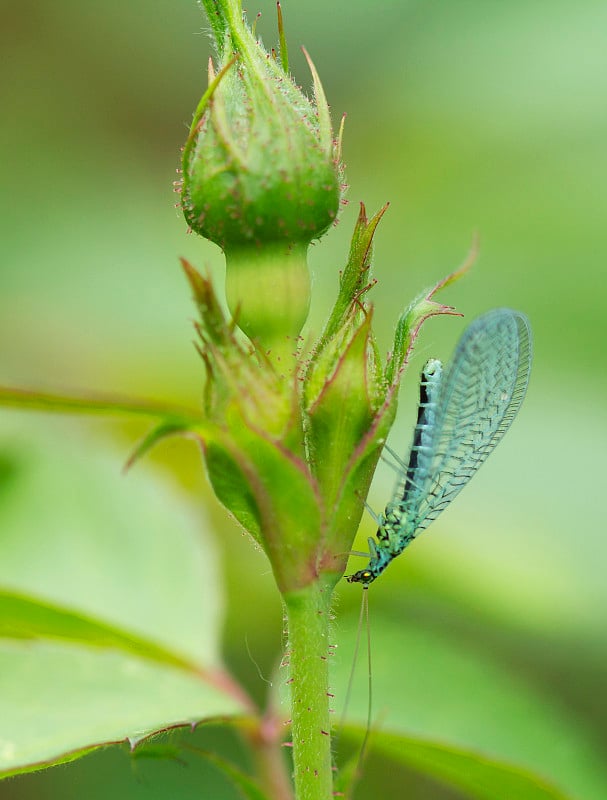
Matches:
[356,586,373,773]
[336,588,365,743]
[336,587,373,788]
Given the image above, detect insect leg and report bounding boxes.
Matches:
[381,443,409,472]
[363,500,381,525]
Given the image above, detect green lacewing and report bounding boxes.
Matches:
[348,308,532,585]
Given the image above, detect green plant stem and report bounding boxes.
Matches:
[284,578,335,800]
[237,715,295,800]
[253,724,295,800]
[224,242,310,364]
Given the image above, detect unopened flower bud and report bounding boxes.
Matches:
[181,0,343,351]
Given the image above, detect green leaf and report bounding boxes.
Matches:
[189,748,270,800]
[373,732,571,800]
[0,421,249,778]
[0,386,202,424]
[0,640,244,779]
[0,591,198,672]
[334,615,607,800]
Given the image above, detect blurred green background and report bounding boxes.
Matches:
[1,0,606,798]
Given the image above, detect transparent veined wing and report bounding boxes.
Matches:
[400,308,532,535]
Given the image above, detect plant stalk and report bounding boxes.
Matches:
[254,718,295,800]
[284,578,335,800]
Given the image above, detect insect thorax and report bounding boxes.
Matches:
[377,502,414,555]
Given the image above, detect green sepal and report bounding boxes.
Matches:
[184,260,326,591]
[386,244,476,386]
[309,203,388,374]
[301,205,393,572]
[202,420,324,592]
[181,257,233,348]
[183,259,297,436]
[124,421,195,472]
[210,416,324,593]
[302,47,333,158]
[202,438,263,548]
[198,0,232,54]
[305,312,384,573]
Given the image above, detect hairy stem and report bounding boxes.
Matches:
[284,578,335,800]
